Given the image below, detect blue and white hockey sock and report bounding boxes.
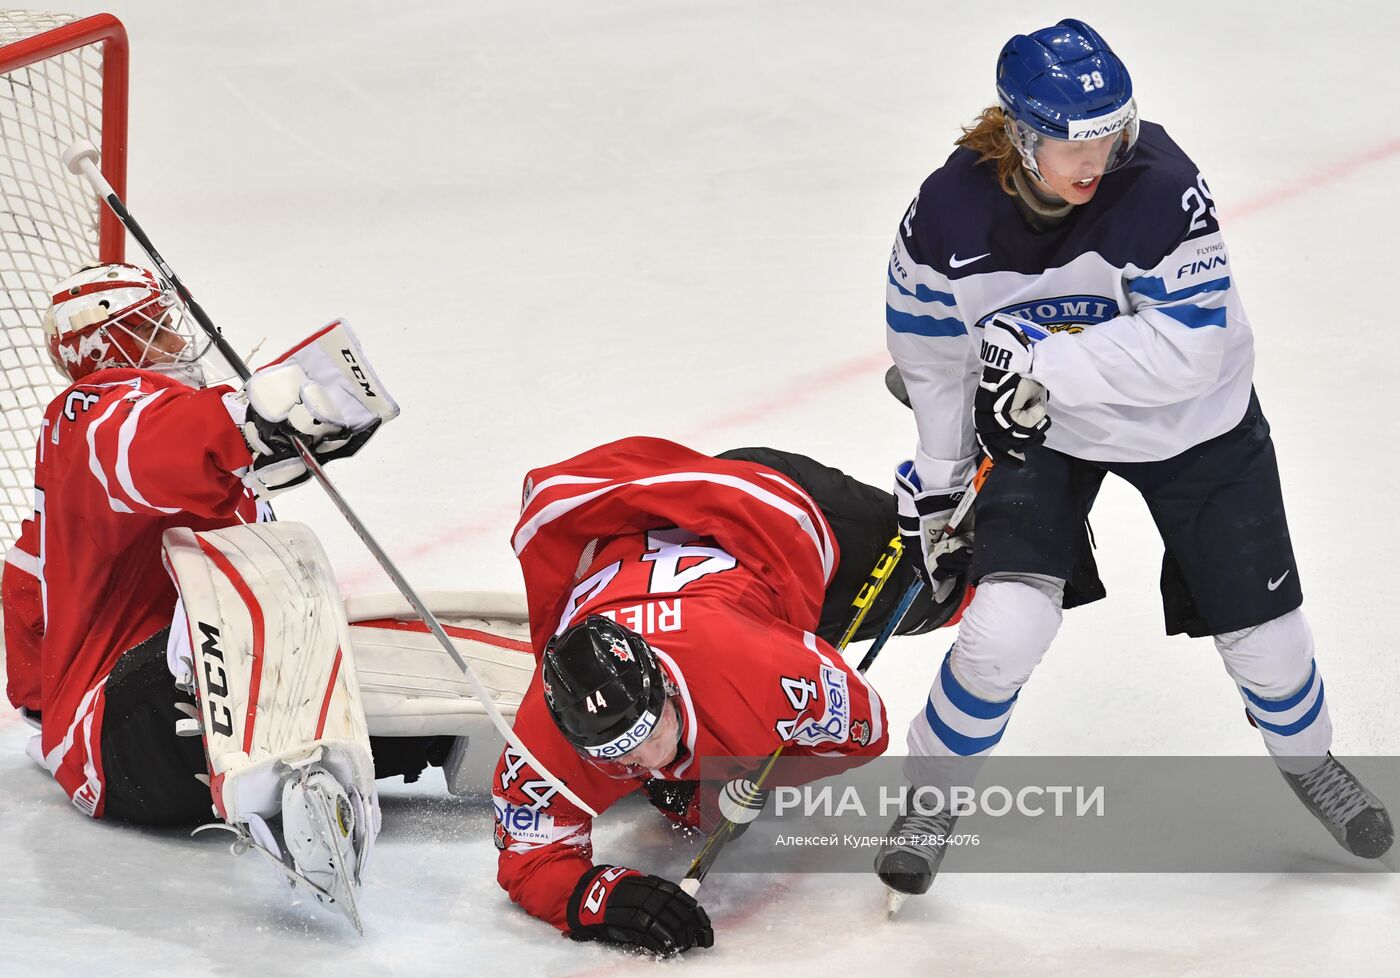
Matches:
[1215,608,1333,774]
[908,651,1020,759]
[1240,660,1333,774]
[904,578,1061,774]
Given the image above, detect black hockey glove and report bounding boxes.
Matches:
[974,315,1050,464]
[645,778,701,829]
[644,778,766,840]
[893,461,972,629]
[895,462,972,588]
[567,865,714,957]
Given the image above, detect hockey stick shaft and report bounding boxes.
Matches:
[63,141,600,817]
[680,455,994,894]
[856,577,922,673]
[834,533,905,651]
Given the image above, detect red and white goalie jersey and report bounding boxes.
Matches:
[3,369,258,816]
[493,437,890,931]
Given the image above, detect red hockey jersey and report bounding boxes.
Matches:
[492,437,889,931]
[2,369,258,817]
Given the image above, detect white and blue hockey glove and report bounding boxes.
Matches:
[974,314,1051,464]
[895,460,972,608]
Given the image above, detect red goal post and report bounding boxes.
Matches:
[0,11,128,545]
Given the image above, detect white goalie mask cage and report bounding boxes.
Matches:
[43,262,214,387]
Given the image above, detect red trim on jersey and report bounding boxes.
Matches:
[88,685,110,818]
[353,617,533,654]
[194,537,266,755]
[314,646,344,740]
[50,676,112,818]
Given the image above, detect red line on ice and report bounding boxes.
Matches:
[1227,135,1400,222]
[338,135,1400,588]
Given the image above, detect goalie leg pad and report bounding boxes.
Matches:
[346,591,535,737]
[161,522,377,824]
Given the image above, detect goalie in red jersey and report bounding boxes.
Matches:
[1,262,461,929]
[492,437,941,956]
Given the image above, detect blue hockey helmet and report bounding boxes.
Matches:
[995,19,1138,183]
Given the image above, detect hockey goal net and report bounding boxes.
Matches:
[0,11,127,545]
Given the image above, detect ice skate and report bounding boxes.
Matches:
[190,760,379,933]
[1282,754,1393,859]
[875,808,958,917]
[275,763,377,933]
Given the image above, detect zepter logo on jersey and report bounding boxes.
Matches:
[492,795,559,846]
[492,792,591,854]
[786,665,851,747]
[977,295,1120,336]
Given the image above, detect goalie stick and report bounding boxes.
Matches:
[61,140,598,818]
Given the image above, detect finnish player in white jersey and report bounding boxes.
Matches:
[877,19,1393,903]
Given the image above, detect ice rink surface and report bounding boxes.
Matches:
[2,1,1398,975]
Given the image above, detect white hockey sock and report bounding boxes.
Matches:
[1214,608,1333,774]
[905,578,1062,771]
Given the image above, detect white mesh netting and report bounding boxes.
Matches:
[0,11,109,545]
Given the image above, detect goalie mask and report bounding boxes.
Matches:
[542,615,683,778]
[43,263,212,386]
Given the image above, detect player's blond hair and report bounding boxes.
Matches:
[956,105,1023,197]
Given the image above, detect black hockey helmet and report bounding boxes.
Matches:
[542,615,671,760]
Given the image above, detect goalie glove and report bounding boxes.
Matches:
[227,320,400,496]
[895,461,972,622]
[974,314,1050,464]
[567,865,714,956]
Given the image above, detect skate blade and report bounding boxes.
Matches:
[194,821,353,924]
[885,888,909,919]
[301,776,366,936]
